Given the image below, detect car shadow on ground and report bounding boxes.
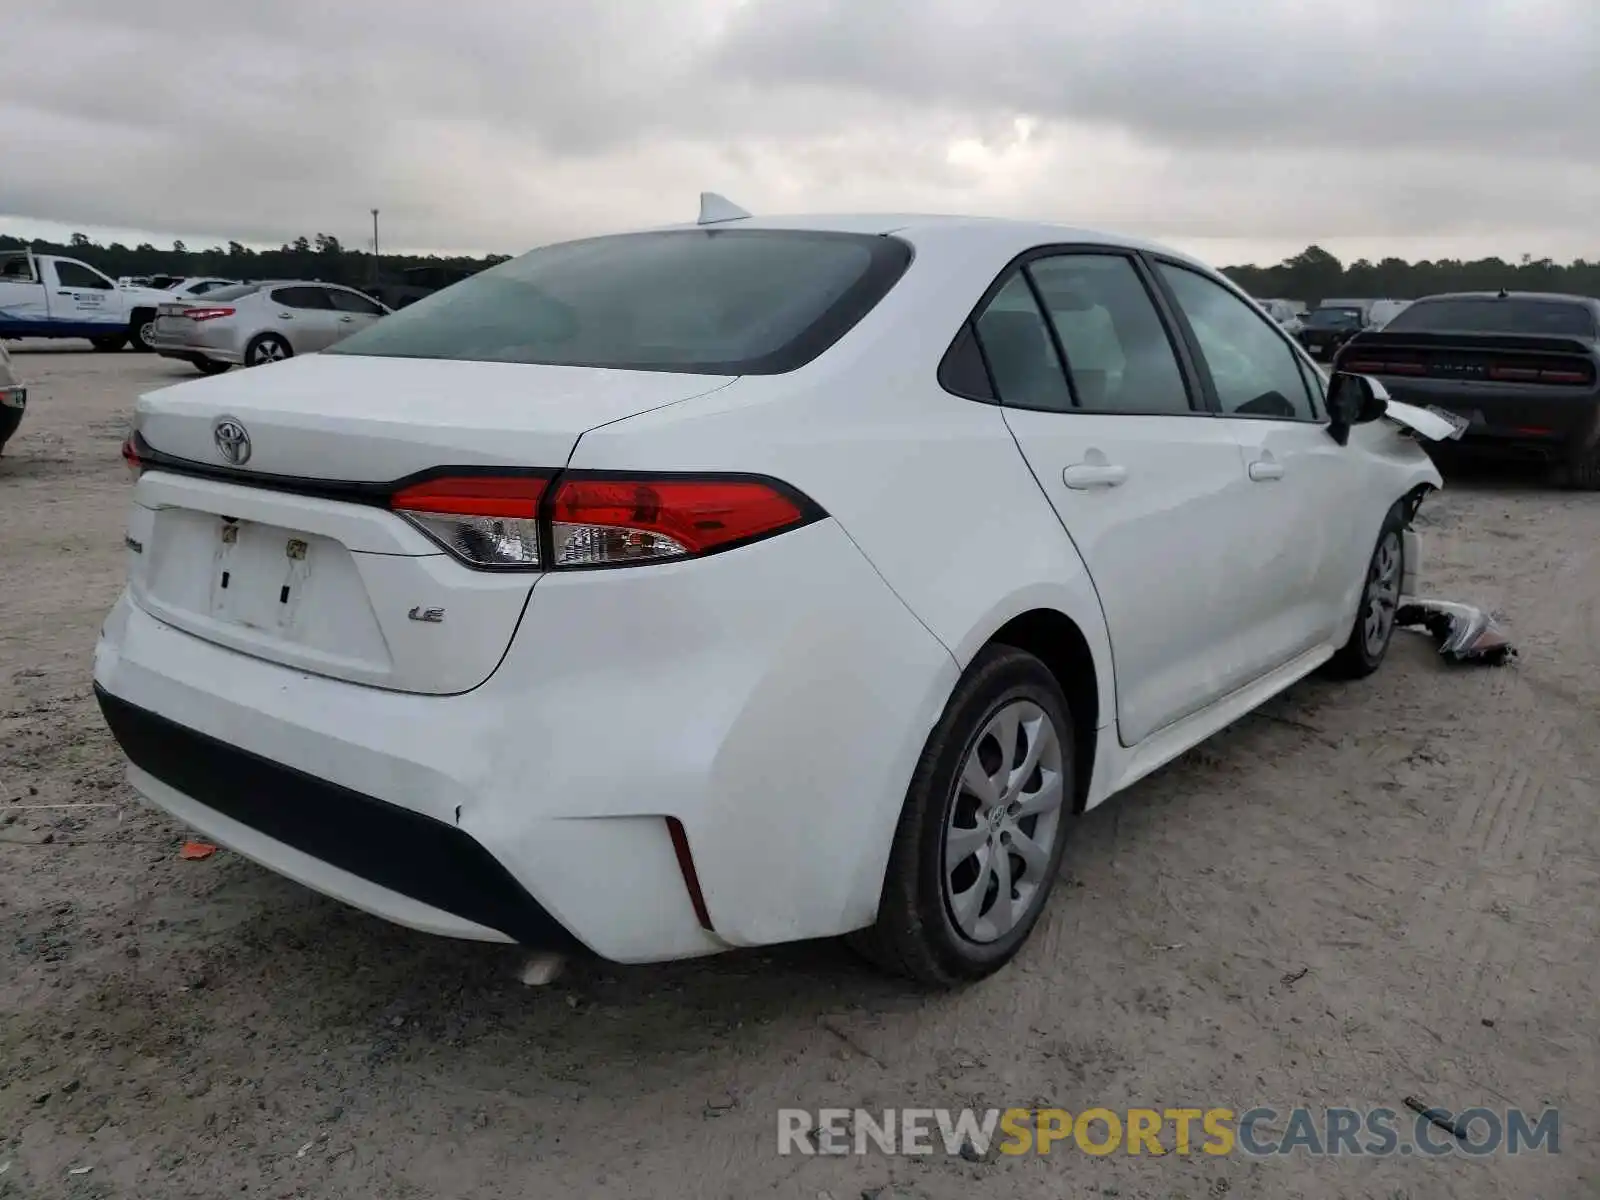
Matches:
[17,636,1446,1104]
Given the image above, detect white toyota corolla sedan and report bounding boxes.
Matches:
[96,203,1452,987]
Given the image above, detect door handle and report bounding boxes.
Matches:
[1247,460,1284,482]
[338,315,354,323]
[1062,462,1128,490]
[278,313,293,319]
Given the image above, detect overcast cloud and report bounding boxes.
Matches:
[2,0,1596,266]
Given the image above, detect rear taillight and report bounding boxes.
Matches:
[1340,358,1425,375]
[390,475,549,569]
[184,307,235,321]
[548,476,807,567]
[120,437,143,478]
[387,471,819,571]
[1487,364,1594,385]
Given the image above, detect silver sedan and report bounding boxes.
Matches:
[149,281,392,375]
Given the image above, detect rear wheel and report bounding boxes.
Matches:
[90,335,127,352]
[245,333,291,367]
[190,356,231,376]
[128,310,156,352]
[852,645,1074,988]
[1324,504,1405,679]
[1559,444,1600,491]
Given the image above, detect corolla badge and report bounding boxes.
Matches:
[212,416,251,465]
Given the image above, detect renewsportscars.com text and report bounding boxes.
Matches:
[777,1106,1560,1158]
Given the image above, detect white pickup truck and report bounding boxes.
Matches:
[0,251,177,351]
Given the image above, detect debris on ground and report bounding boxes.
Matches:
[1403,1096,1469,1140]
[518,952,566,986]
[178,841,217,860]
[1395,598,1516,665]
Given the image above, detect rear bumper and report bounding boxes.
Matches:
[1376,378,1600,460]
[154,344,244,365]
[150,326,244,363]
[95,685,580,949]
[93,517,958,961]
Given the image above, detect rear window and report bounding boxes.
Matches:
[199,283,265,302]
[1305,307,1363,329]
[326,229,913,374]
[1383,298,1597,338]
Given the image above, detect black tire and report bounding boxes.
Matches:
[191,356,232,376]
[1559,444,1600,491]
[244,333,292,367]
[90,335,127,352]
[128,310,157,352]
[1324,503,1407,680]
[851,645,1075,988]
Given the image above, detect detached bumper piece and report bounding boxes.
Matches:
[1395,598,1516,666]
[94,685,585,951]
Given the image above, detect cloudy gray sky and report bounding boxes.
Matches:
[3,0,1596,267]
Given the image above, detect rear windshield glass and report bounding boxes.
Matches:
[196,283,266,302]
[1305,307,1363,329]
[1383,298,1597,338]
[326,229,913,374]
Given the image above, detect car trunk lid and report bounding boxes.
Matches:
[126,353,734,694]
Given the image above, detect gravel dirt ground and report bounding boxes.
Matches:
[2,343,1597,1200]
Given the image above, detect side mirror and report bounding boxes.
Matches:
[1326,372,1389,445]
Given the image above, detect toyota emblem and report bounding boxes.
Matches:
[213,417,251,466]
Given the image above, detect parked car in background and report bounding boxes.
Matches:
[0,340,25,455]
[1296,304,1368,359]
[1257,298,1306,334]
[149,280,391,374]
[99,206,1452,987]
[369,264,480,310]
[1335,290,1600,487]
[0,252,176,351]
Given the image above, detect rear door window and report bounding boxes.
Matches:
[1028,253,1195,415]
[326,229,912,375]
[270,287,335,311]
[328,289,386,316]
[972,274,1075,412]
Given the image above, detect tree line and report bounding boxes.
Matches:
[1219,244,1600,304]
[0,231,507,288]
[4,230,1598,305]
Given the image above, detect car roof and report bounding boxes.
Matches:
[250,279,364,290]
[1409,290,1598,307]
[642,212,1220,275]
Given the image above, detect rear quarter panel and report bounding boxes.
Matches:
[558,226,1119,942]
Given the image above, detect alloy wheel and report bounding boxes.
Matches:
[942,699,1066,944]
[1362,530,1402,657]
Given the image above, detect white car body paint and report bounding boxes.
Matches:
[94,213,1445,963]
